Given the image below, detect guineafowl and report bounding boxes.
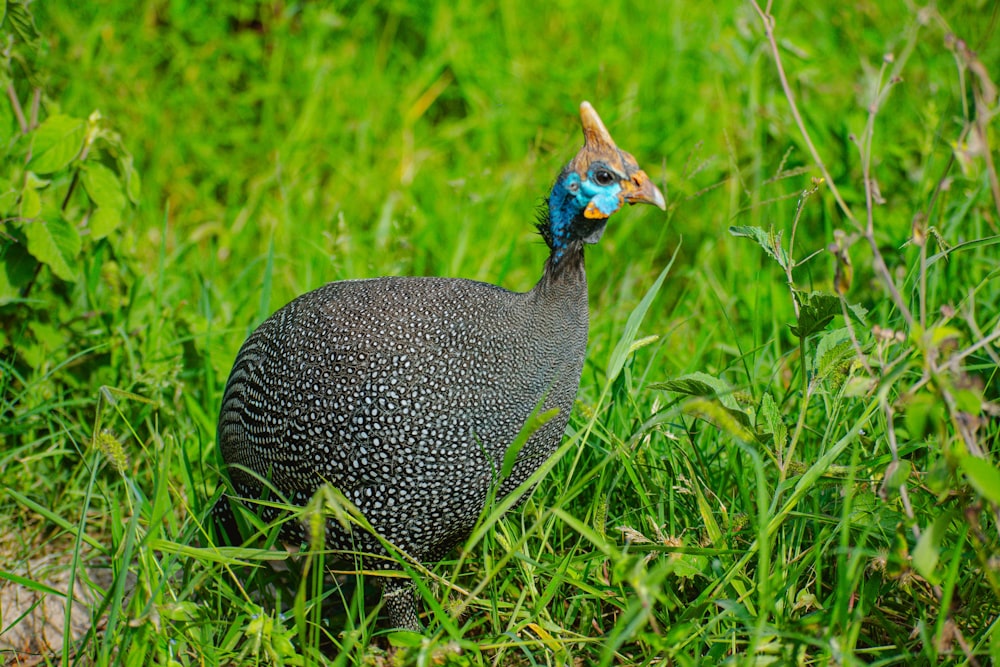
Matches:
[215,101,665,631]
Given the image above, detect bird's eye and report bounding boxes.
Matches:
[593,169,615,186]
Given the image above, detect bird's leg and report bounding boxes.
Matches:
[381,576,422,631]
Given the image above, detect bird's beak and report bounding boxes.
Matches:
[623,169,666,210]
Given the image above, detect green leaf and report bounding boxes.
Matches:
[953,388,982,415]
[959,455,1000,504]
[0,240,38,305]
[22,215,81,281]
[887,522,910,576]
[501,406,560,479]
[654,373,759,442]
[791,291,841,338]
[652,372,740,410]
[912,511,954,583]
[29,114,86,174]
[82,162,127,212]
[729,225,789,270]
[0,179,19,215]
[903,392,943,440]
[387,629,424,648]
[845,300,868,325]
[119,155,142,204]
[158,601,199,622]
[685,396,756,442]
[6,0,40,48]
[759,392,787,450]
[814,329,854,382]
[19,181,41,219]
[89,207,122,240]
[605,249,677,383]
[24,171,49,189]
[883,459,912,490]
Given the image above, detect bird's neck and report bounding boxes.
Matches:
[534,179,590,304]
[532,242,587,310]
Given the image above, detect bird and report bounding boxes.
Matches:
[214,101,666,631]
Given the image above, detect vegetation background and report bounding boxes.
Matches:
[1,0,998,664]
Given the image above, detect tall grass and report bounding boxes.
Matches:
[1,1,998,665]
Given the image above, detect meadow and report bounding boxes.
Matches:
[1,1,998,664]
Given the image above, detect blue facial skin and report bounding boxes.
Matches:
[547,169,623,260]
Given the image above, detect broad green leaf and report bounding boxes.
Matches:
[791,291,841,338]
[119,155,142,204]
[669,551,709,580]
[814,330,854,383]
[0,239,36,304]
[29,114,86,174]
[0,268,18,304]
[158,601,199,623]
[912,511,954,583]
[883,459,913,490]
[903,392,943,439]
[650,375,717,398]
[960,455,1000,504]
[0,185,18,215]
[387,629,424,648]
[911,530,938,581]
[759,392,787,450]
[845,300,868,325]
[729,225,789,270]
[82,162,127,212]
[887,523,910,577]
[22,215,81,281]
[654,374,759,442]
[929,325,963,347]
[953,388,982,415]
[848,489,880,526]
[24,171,49,188]
[7,0,40,48]
[126,167,141,204]
[89,206,121,240]
[843,375,876,397]
[652,372,740,411]
[19,182,40,219]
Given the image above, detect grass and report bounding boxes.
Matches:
[1,0,999,664]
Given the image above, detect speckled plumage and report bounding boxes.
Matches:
[215,102,665,631]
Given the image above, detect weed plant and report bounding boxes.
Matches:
[1,1,998,665]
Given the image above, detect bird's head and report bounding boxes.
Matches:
[541,101,666,259]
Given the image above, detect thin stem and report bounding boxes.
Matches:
[748,0,856,225]
[918,226,928,329]
[29,87,40,130]
[60,140,92,212]
[949,321,1000,368]
[839,297,875,378]
[857,59,914,326]
[882,399,918,541]
[6,83,28,134]
[781,335,811,481]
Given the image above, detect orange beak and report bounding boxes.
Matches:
[623,169,666,210]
